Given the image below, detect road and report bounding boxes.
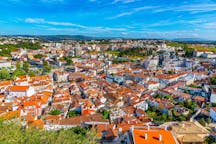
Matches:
[190,108,202,122]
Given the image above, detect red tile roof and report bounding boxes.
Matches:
[9,86,29,92]
[132,128,177,144]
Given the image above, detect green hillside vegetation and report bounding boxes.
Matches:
[106,47,153,59]
[193,46,216,53]
[166,42,186,47]
[166,42,216,53]
[0,42,41,57]
[16,42,41,50]
[105,50,120,56]
[118,47,153,58]
[0,120,97,144]
[0,44,17,57]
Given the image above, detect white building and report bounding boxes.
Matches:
[210,88,216,103]
[0,60,11,69]
[179,73,195,85]
[133,100,148,111]
[210,107,216,122]
[194,50,213,57]
[53,71,69,83]
[6,86,35,102]
[203,53,216,59]
[146,81,160,91]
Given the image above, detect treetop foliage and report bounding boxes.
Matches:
[0,120,97,144]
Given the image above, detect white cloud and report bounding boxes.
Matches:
[112,0,138,4]
[202,22,216,29]
[154,4,216,13]
[40,0,64,2]
[24,18,128,33]
[108,6,156,19]
[25,18,44,23]
[121,32,128,35]
[24,18,87,28]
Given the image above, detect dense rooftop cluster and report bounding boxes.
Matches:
[0,37,216,143]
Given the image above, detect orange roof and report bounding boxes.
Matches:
[2,110,20,120]
[156,74,179,80]
[26,113,35,122]
[132,128,177,144]
[194,96,205,102]
[9,86,29,91]
[212,107,216,112]
[16,75,28,80]
[82,109,96,115]
[0,80,13,87]
[148,81,159,85]
[29,119,44,129]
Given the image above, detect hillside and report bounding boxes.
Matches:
[0,121,97,144]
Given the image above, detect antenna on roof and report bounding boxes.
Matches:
[130,125,134,132]
[147,124,150,131]
[144,133,148,140]
[164,125,168,131]
[159,134,162,141]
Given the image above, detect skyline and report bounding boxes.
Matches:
[0,0,216,40]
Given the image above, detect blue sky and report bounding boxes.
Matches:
[0,0,216,39]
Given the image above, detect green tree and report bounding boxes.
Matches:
[43,61,51,73]
[206,118,211,124]
[101,110,110,119]
[0,69,10,80]
[0,120,97,144]
[161,113,167,121]
[0,44,17,57]
[172,110,178,117]
[66,58,72,65]
[178,115,187,121]
[168,71,175,74]
[155,94,163,99]
[210,77,216,85]
[34,54,43,59]
[205,135,216,144]
[16,42,41,50]
[12,69,26,78]
[29,70,36,77]
[16,61,21,69]
[49,109,61,115]
[23,61,30,73]
[199,118,206,126]
[67,110,80,118]
[165,95,174,100]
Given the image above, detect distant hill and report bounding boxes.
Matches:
[172,38,209,42]
[1,35,216,43]
[38,35,98,41]
[1,35,104,42]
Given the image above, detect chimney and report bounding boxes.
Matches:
[144,133,148,140]
[182,123,185,128]
[159,134,162,141]
[119,128,122,133]
[164,125,168,130]
[147,125,150,131]
[113,125,116,130]
[130,125,134,132]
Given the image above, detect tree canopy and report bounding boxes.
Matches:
[43,61,51,73]
[67,110,80,118]
[0,42,41,57]
[210,77,216,85]
[101,110,109,119]
[0,69,10,80]
[0,120,97,144]
[49,109,61,116]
